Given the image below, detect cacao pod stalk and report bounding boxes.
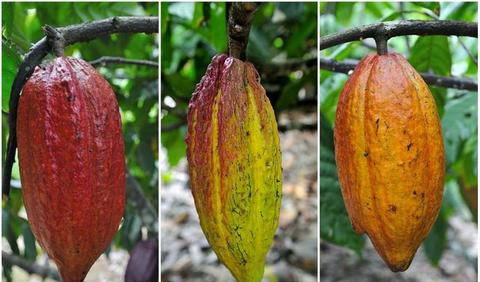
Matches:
[17,57,125,281]
[186,54,282,282]
[334,52,445,272]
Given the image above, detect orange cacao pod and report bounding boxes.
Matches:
[186,54,282,281]
[334,52,445,271]
[17,57,126,281]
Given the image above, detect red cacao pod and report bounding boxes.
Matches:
[334,52,445,272]
[17,57,126,281]
[186,54,282,282]
[124,239,159,282]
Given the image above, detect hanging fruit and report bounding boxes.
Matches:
[186,54,282,282]
[17,57,125,281]
[334,52,445,272]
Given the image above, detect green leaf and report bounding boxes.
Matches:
[423,206,447,265]
[381,11,401,21]
[285,16,316,57]
[2,42,21,112]
[128,215,142,243]
[442,94,477,165]
[161,3,169,35]
[208,3,227,53]
[320,114,365,254]
[109,2,145,16]
[276,72,315,111]
[247,28,273,64]
[320,71,347,123]
[409,36,452,76]
[443,2,477,21]
[430,86,446,118]
[278,3,306,20]
[2,258,13,282]
[413,2,441,15]
[161,124,187,167]
[21,224,37,262]
[2,209,20,255]
[2,3,14,34]
[423,183,455,265]
[335,3,354,25]
[365,2,384,18]
[191,2,204,28]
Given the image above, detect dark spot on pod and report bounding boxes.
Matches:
[388,204,397,213]
[363,151,369,157]
[67,94,73,102]
[407,142,413,151]
[421,192,425,198]
[232,207,240,215]
[246,130,250,136]
[412,190,417,195]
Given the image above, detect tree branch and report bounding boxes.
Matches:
[228,2,259,60]
[90,56,159,68]
[320,58,478,91]
[43,25,65,57]
[2,251,60,281]
[320,20,477,50]
[3,16,158,198]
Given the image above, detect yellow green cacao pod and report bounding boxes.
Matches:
[185,54,282,282]
[334,52,445,272]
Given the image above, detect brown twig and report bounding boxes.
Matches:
[227,3,259,60]
[320,20,477,50]
[43,25,65,57]
[90,56,159,68]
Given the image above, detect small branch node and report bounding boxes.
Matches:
[112,16,120,29]
[43,25,65,57]
[228,2,259,60]
[375,24,388,55]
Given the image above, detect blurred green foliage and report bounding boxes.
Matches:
[320,2,477,266]
[161,2,317,168]
[2,2,158,280]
